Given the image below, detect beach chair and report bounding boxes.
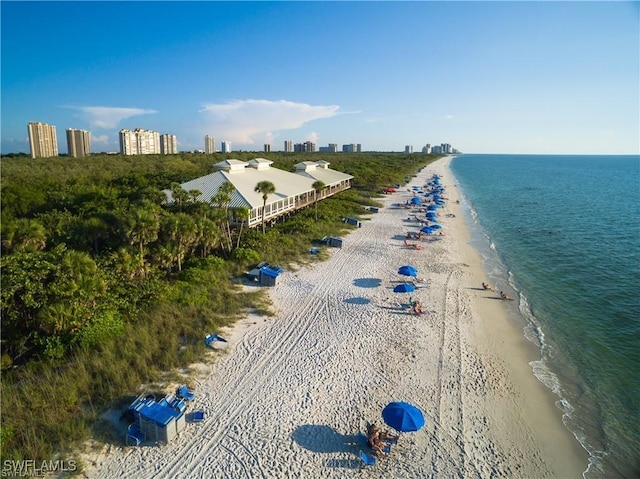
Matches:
[126,423,145,446]
[359,450,376,466]
[176,384,195,402]
[191,410,205,422]
[205,333,228,348]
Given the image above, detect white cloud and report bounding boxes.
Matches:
[90,133,109,145]
[65,106,157,129]
[198,99,341,145]
[444,114,454,120]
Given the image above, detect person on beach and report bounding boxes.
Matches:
[482,282,494,292]
[500,291,514,301]
[367,424,398,457]
[413,300,424,315]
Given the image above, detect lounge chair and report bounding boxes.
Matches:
[126,423,145,446]
[205,333,228,348]
[176,384,195,402]
[191,410,205,422]
[359,450,376,466]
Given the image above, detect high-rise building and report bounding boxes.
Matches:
[405,145,414,154]
[66,128,90,157]
[319,143,338,153]
[221,141,232,153]
[205,135,216,154]
[264,144,271,152]
[284,140,293,152]
[294,141,316,152]
[28,122,58,158]
[160,134,178,154]
[119,128,160,155]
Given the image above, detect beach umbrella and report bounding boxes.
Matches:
[429,224,442,230]
[398,265,418,277]
[382,401,425,432]
[421,226,436,234]
[393,283,415,293]
[411,197,421,205]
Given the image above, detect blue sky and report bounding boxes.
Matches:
[2,1,638,154]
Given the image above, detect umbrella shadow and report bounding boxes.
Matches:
[353,277,382,288]
[291,424,361,454]
[344,297,371,305]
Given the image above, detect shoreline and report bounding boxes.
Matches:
[84,156,588,478]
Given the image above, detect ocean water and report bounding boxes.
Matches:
[449,154,640,479]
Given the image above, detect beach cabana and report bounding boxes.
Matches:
[128,393,187,444]
[260,265,284,286]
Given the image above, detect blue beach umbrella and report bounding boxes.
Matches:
[429,224,442,230]
[398,265,418,277]
[393,283,415,293]
[411,197,421,205]
[421,226,436,234]
[382,401,425,432]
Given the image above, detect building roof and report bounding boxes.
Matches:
[163,160,353,210]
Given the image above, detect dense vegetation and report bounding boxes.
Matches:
[0,151,438,465]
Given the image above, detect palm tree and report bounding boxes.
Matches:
[312,180,326,221]
[170,182,189,212]
[254,181,276,234]
[2,218,47,253]
[124,205,160,267]
[161,213,197,272]
[211,181,236,252]
[233,206,250,248]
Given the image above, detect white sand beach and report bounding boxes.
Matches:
[85,156,588,478]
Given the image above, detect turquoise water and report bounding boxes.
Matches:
[449,154,640,479]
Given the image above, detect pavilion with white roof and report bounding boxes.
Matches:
[162,158,353,228]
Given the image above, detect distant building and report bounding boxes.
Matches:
[160,134,178,154]
[264,144,271,152]
[319,143,338,153]
[422,143,432,154]
[66,128,90,157]
[284,140,293,152]
[342,144,358,153]
[204,135,216,154]
[294,141,316,152]
[221,141,232,153]
[28,122,58,158]
[119,128,161,155]
[405,145,414,154]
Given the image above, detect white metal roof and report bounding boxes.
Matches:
[162,160,353,210]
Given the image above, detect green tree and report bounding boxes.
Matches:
[2,218,47,253]
[195,217,220,258]
[161,213,197,272]
[233,207,250,248]
[312,180,326,221]
[124,205,161,268]
[170,182,189,212]
[211,181,235,252]
[254,181,276,234]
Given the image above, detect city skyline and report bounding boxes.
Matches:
[2,2,638,155]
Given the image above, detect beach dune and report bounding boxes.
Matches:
[87,157,587,478]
